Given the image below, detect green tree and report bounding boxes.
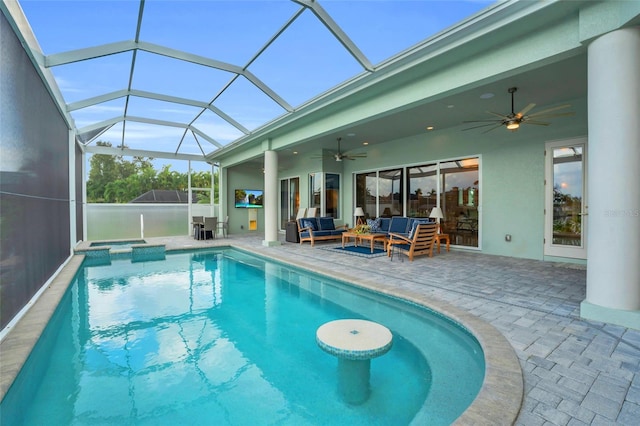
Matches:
[86,142,218,203]
[87,141,155,202]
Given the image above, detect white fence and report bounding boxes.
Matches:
[86,204,218,240]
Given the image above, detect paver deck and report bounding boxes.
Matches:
[3,234,639,425]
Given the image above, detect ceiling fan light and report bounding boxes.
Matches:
[506,120,520,130]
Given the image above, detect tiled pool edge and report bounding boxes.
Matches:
[234,244,524,425]
[0,255,84,401]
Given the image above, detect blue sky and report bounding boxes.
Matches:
[18,0,494,173]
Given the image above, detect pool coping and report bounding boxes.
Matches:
[0,245,523,424]
[234,244,524,425]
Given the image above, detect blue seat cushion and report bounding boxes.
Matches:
[378,218,391,232]
[389,217,409,234]
[313,230,334,237]
[300,218,318,231]
[318,217,335,231]
[392,242,411,251]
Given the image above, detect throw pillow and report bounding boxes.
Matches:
[367,218,381,232]
[300,218,317,231]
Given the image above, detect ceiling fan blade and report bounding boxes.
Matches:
[463,122,502,131]
[463,119,503,123]
[527,111,575,119]
[486,110,510,119]
[311,151,337,159]
[527,104,571,117]
[515,103,536,118]
[481,123,504,134]
[523,120,550,126]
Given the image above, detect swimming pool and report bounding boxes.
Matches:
[1,248,485,425]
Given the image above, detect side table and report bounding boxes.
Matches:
[435,233,450,253]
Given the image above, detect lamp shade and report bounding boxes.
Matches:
[354,207,365,217]
[429,207,444,219]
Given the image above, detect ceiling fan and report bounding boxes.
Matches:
[463,87,574,133]
[313,137,367,162]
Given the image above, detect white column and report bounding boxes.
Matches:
[582,27,640,329]
[263,150,280,246]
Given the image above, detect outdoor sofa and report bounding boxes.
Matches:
[297,217,348,246]
[367,216,434,237]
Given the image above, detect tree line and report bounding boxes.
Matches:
[87,142,218,203]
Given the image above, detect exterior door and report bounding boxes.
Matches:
[544,138,587,259]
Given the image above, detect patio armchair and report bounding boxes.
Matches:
[387,222,438,261]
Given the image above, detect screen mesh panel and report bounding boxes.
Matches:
[1,14,71,329]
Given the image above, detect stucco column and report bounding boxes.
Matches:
[263,150,280,246]
[582,27,640,329]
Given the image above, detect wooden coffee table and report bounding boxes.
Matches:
[342,231,387,253]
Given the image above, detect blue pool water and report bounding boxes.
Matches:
[1,248,484,425]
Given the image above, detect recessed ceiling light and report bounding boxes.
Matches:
[293,151,298,155]
[362,141,369,145]
[347,133,356,137]
[480,92,494,99]
[447,104,455,109]
[426,126,434,131]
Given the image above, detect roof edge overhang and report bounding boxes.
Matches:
[206,0,549,162]
[208,0,639,165]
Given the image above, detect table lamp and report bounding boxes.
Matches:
[354,207,365,225]
[429,206,444,233]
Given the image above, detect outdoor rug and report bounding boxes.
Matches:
[322,244,387,258]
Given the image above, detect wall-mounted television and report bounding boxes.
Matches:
[234,189,264,208]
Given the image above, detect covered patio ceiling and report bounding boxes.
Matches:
[7,0,499,163]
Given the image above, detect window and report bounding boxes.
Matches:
[439,158,479,248]
[325,173,340,218]
[408,164,437,217]
[379,168,403,217]
[280,177,299,229]
[355,171,377,220]
[309,172,341,218]
[355,157,479,248]
[354,169,403,218]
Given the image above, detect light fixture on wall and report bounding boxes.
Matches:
[354,207,365,225]
[429,206,444,233]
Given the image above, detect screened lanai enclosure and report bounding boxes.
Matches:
[0,0,493,329]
